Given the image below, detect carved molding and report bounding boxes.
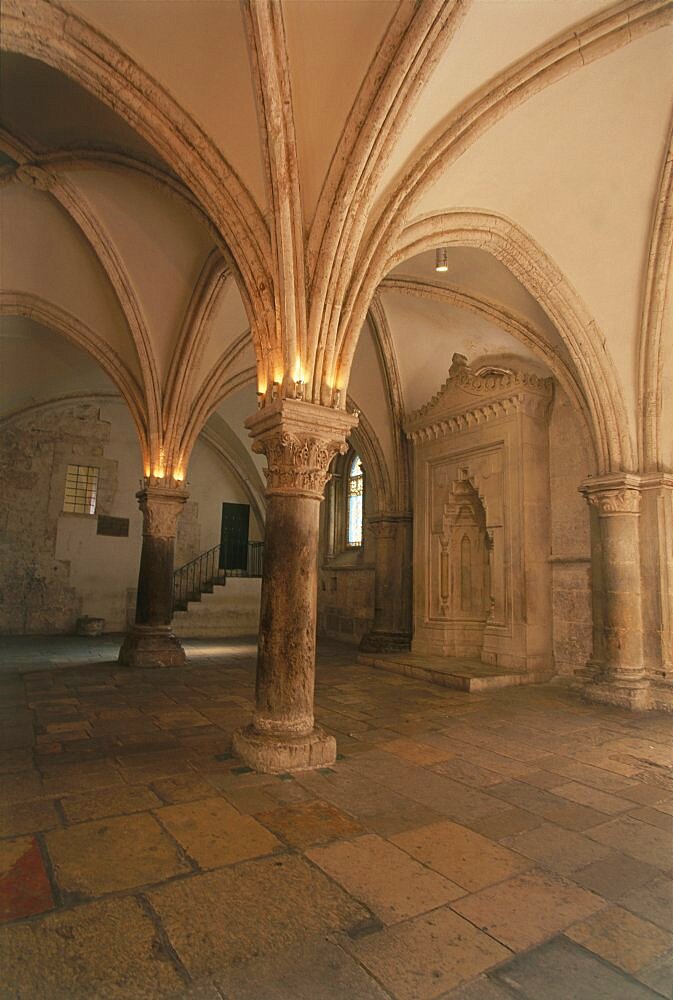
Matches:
[406,392,552,444]
[137,483,190,538]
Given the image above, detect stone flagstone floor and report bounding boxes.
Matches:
[0,635,672,999]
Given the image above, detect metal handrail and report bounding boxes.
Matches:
[172,539,264,611]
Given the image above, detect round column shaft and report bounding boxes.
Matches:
[118,479,188,668]
[233,399,356,773]
[581,476,649,709]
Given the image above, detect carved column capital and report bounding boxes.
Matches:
[580,475,642,516]
[245,399,357,500]
[137,481,189,538]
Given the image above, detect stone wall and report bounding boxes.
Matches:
[318,565,375,644]
[0,397,263,635]
[0,399,140,634]
[548,388,594,676]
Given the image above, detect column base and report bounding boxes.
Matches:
[581,678,651,711]
[118,625,186,668]
[359,630,412,654]
[232,724,336,774]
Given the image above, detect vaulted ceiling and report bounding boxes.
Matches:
[1,0,671,483]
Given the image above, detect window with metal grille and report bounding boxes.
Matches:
[63,464,99,515]
[346,454,364,547]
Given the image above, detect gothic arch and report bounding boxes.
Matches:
[338,210,631,475]
[345,398,393,515]
[638,112,673,472]
[0,291,150,465]
[380,274,599,473]
[1,0,276,364]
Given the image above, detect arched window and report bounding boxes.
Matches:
[346,454,364,547]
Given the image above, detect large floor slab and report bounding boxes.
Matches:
[0,635,671,998]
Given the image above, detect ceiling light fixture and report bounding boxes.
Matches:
[435,247,449,272]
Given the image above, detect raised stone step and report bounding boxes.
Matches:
[173,578,261,637]
[357,650,552,692]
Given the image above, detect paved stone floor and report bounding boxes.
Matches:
[0,636,672,1000]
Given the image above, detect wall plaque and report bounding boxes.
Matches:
[97,515,130,537]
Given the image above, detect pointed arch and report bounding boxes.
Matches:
[638,112,673,472]
[380,274,599,471]
[0,291,150,465]
[338,210,632,474]
[1,0,276,363]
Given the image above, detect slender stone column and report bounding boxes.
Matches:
[118,479,189,668]
[233,399,356,772]
[580,475,650,709]
[359,513,413,652]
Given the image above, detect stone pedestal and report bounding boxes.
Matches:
[118,479,188,668]
[233,399,356,773]
[580,475,650,709]
[359,513,412,652]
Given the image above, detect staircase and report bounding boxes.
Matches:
[172,541,263,638]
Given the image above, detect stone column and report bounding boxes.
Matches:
[233,399,356,772]
[118,479,189,668]
[359,513,413,652]
[580,475,650,709]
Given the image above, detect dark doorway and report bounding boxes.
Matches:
[219,502,250,571]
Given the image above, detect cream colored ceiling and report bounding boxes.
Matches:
[0,52,167,166]
[413,27,673,437]
[63,0,266,206]
[67,168,214,388]
[374,0,614,202]
[2,0,671,479]
[379,285,545,414]
[0,183,137,374]
[0,316,115,415]
[284,0,398,224]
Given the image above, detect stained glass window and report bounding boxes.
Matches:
[347,454,363,547]
[63,464,99,514]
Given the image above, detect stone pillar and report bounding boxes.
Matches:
[118,479,188,668]
[233,399,356,772]
[638,475,673,709]
[359,513,413,652]
[580,475,650,709]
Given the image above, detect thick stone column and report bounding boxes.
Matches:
[639,475,673,709]
[580,475,650,709]
[118,479,188,668]
[359,513,413,652]
[233,399,356,772]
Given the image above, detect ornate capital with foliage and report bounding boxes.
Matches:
[137,481,190,538]
[246,399,357,500]
[580,475,642,516]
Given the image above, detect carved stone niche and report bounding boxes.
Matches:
[405,362,554,674]
[435,472,492,656]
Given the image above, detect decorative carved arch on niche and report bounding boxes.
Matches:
[1,0,276,365]
[339,210,631,476]
[0,292,150,464]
